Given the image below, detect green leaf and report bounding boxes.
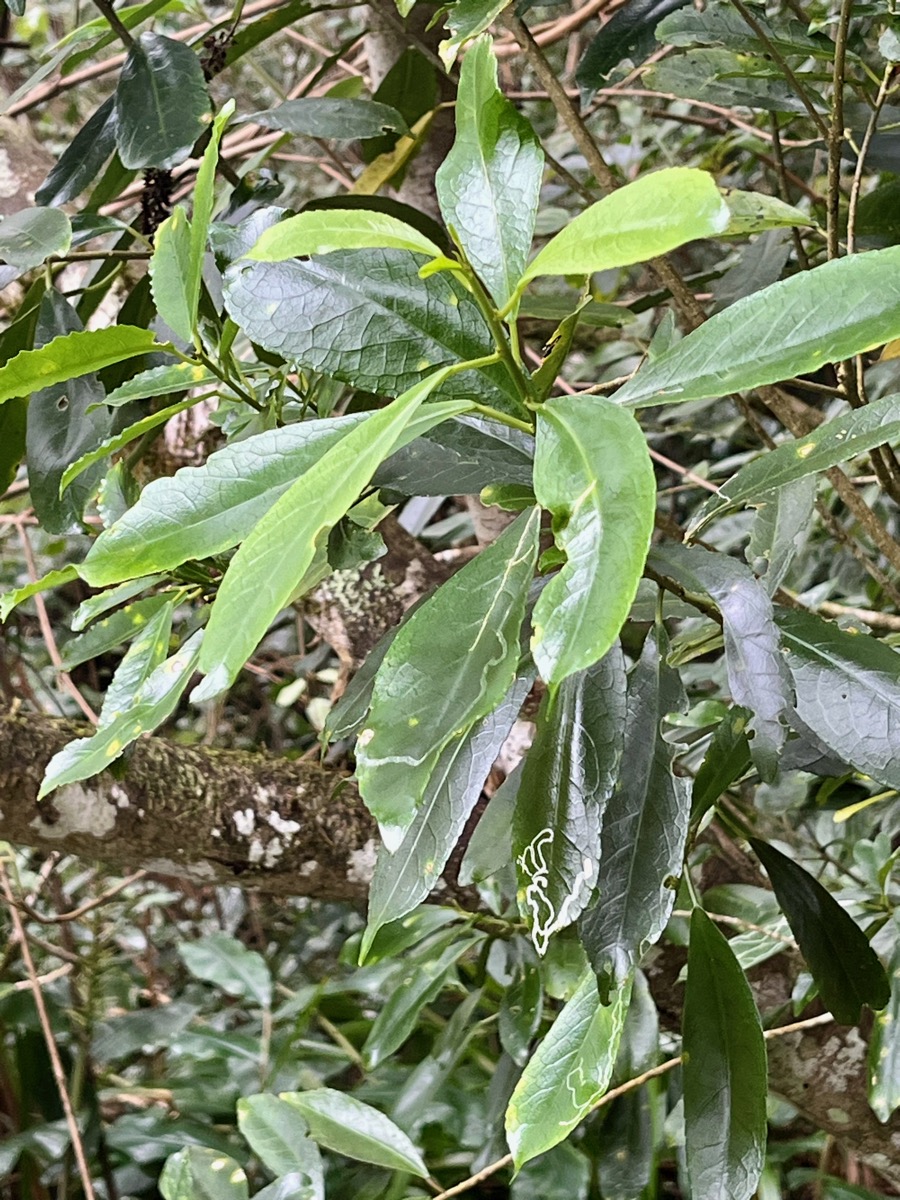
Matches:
[103,360,221,407]
[522,168,728,284]
[236,1095,323,1194]
[150,205,194,345]
[35,97,118,207]
[193,371,470,702]
[868,920,900,1122]
[615,246,900,408]
[281,1088,429,1177]
[776,607,900,791]
[435,36,543,308]
[650,545,792,780]
[749,838,890,1024]
[356,507,540,849]
[646,47,822,114]
[0,566,80,622]
[361,673,532,959]
[82,402,468,587]
[506,970,632,1168]
[248,98,408,140]
[745,474,816,595]
[576,0,690,100]
[60,593,174,670]
[0,326,161,405]
[658,1,832,58]
[245,209,442,262]
[0,207,71,269]
[375,414,534,496]
[724,189,814,235]
[691,394,900,534]
[500,950,543,1066]
[223,249,522,413]
[179,931,272,1007]
[38,628,202,799]
[115,32,211,170]
[683,908,767,1200]
[0,397,26,495]
[439,0,513,68]
[690,706,752,823]
[189,100,234,309]
[579,631,690,1000]
[24,292,111,534]
[160,1147,248,1200]
[72,575,166,631]
[223,0,312,67]
[531,395,656,685]
[514,649,626,956]
[458,759,519,886]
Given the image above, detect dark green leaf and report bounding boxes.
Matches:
[159,1147,248,1200]
[224,0,312,67]
[115,32,211,170]
[749,838,890,1024]
[435,36,543,308]
[531,395,656,685]
[0,326,161,405]
[236,1095,323,1193]
[514,648,627,956]
[248,98,408,140]
[457,760,520,886]
[0,207,71,269]
[650,544,792,780]
[25,292,111,534]
[658,0,832,57]
[505,970,631,1168]
[361,673,532,959]
[223,249,522,413]
[646,48,823,114]
[179,932,272,1007]
[499,951,543,1066]
[777,607,900,791]
[683,908,767,1200]
[579,631,690,1000]
[576,0,690,99]
[0,398,26,496]
[365,48,437,161]
[281,1088,429,1177]
[357,508,540,849]
[35,96,117,207]
[868,919,900,1121]
[691,706,752,823]
[374,414,534,496]
[745,474,816,595]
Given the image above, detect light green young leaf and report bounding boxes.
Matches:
[522,168,728,284]
[0,327,161,405]
[440,0,513,68]
[103,360,221,406]
[724,189,814,235]
[0,566,80,621]
[355,507,540,850]
[38,628,202,799]
[72,576,165,632]
[435,36,543,308]
[159,1147,248,1200]
[60,593,174,672]
[506,970,632,1169]
[531,395,656,685]
[245,209,442,262]
[615,246,900,408]
[179,931,272,1007]
[683,909,767,1200]
[237,1097,323,1198]
[513,650,626,956]
[193,370,469,702]
[281,1088,429,1177]
[189,100,234,312]
[150,205,194,345]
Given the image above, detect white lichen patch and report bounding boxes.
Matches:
[299,860,319,876]
[233,808,256,837]
[248,836,265,865]
[268,811,301,837]
[32,783,118,840]
[347,838,378,884]
[820,1032,867,1094]
[110,783,129,808]
[143,857,217,882]
[264,837,284,867]
[254,784,275,808]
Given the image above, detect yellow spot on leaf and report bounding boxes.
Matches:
[797,443,815,458]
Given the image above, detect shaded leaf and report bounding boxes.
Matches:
[514,649,626,955]
[0,566,79,622]
[0,207,71,270]
[283,1088,429,1176]
[457,760,520,886]
[159,1147,248,1200]
[248,98,408,140]
[0,326,161,405]
[499,950,543,1066]
[357,507,539,848]
[35,97,117,207]
[531,395,656,685]
[72,575,166,632]
[236,1095,323,1196]
[683,908,767,1200]
[505,970,631,1168]
[179,932,272,1008]
[375,414,534,496]
[691,706,752,824]
[646,47,822,114]
[576,0,690,99]
[745,474,816,595]
[868,920,900,1122]
[436,36,543,307]
[579,631,690,1000]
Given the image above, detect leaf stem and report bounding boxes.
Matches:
[91,0,137,50]
[468,404,533,434]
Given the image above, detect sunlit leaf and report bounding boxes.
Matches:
[245,209,442,262]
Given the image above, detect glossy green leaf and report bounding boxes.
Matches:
[223,249,522,413]
[579,631,690,1000]
[0,326,161,405]
[522,168,728,284]
[499,950,543,1066]
[724,189,814,235]
[361,673,532,959]
[194,371,469,702]
[179,931,272,1008]
[150,205,194,345]
[375,414,534,496]
[868,920,900,1122]
[531,395,656,685]
[38,628,202,799]
[615,246,900,408]
[691,706,752,823]
[457,760,519,887]
[282,1088,429,1177]
[435,37,543,308]
[72,576,166,632]
[236,1095,323,1195]
[576,0,690,99]
[514,649,626,955]
[506,970,632,1168]
[356,507,540,849]
[248,98,408,140]
[683,908,767,1200]
[103,360,221,407]
[245,209,442,262]
[439,0,512,67]
[650,544,792,780]
[691,394,900,533]
[82,402,468,587]
[223,0,312,67]
[749,838,890,1024]
[777,607,900,791]
[115,31,211,169]
[745,474,816,595]
[59,593,173,670]
[0,207,71,269]
[24,292,111,533]
[159,1147,248,1200]
[0,565,80,622]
